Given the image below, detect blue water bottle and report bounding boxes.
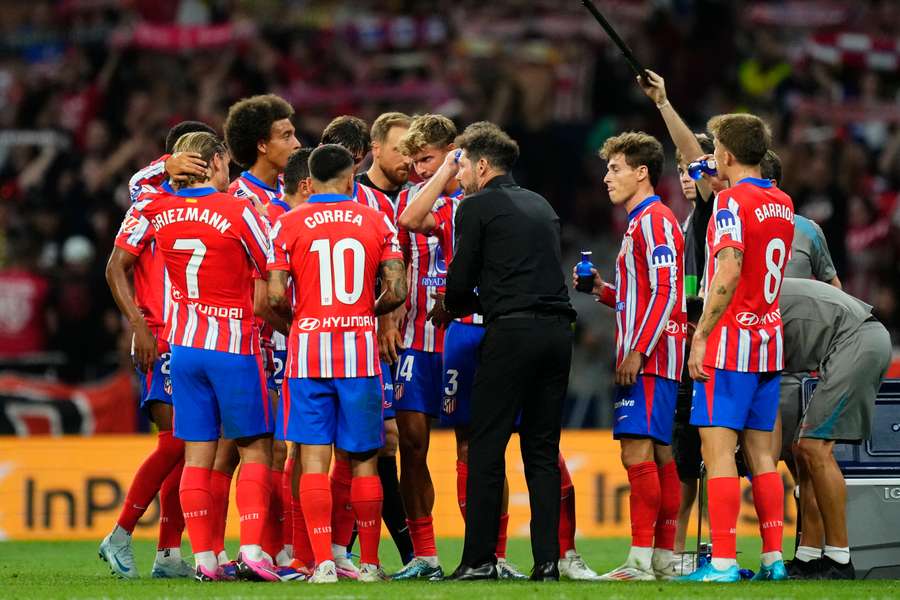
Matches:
[575,251,595,293]
[687,158,717,181]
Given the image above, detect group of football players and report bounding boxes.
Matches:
[97,64,888,584]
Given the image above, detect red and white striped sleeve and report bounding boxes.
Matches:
[632,210,679,356]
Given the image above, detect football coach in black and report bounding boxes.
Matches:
[439,122,576,581]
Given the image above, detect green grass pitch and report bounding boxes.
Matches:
[2,537,897,598]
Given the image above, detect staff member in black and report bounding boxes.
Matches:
[434,122,576,581]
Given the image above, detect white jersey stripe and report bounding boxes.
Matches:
[738,328,751,372]
[298,333,309,378]
[344,331,357,376]
[758,329,770,372]
[774,325,783,370]
[716,326,728,370]
[203,316,218,350]
[364,331,376,376]
[229,318,241,354]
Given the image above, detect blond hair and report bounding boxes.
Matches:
[398,114,457,156]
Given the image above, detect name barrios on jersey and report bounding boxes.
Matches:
[753,202,794,224]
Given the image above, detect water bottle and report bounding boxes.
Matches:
[687,158,717,181]
[575,251,596,293]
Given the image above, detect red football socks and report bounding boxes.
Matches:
[157,460,185,550]
[235,462,270,547]
[407,515,437,557]
[209,468,233,556]
[626,461,660,548]
[456,460,468,519]
[708,476,740,559]
[495,513,510,559]
[179,466,213,554]
[282,458,294,547]
[351,475,383,566]
[261,467,283,558]
[751,471,784,554]
[117,430,184,532]
[292,493,315,567]
[300,473,334,564]
[654,460,680,551]
[330,458,354,547]
[558,454,576,557]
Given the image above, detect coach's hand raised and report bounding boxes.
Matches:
[638,69,667,107]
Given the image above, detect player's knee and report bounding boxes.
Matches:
[620,438,654,467]
[398,431,429,462]
[796,438,830,464]
[381,426,399,456]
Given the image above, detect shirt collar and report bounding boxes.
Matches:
[161,179,175,193]
[175,186,217,197]
[308,193,352,204]
[241,170,282,194]
[737,176,773,188]
[270,197,291,212]
[628,194,660,221]
[484,173,515,189]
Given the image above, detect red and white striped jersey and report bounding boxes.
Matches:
[396,185,446,352]
[230,171,291,351]
[353,181,396,222]
[128,154,170,203]
[131,186,270,355]
[599,196,685,381]
[431,190,484,326]
[268,193,402,379]
[702,178,795,372]
[114,192,172,353]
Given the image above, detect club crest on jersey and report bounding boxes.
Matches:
[164,377,172,396]
[297,317,321,331]
[650,244,676,269]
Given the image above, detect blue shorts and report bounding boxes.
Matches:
[267,349,287,391]
[380,360,396,420]
[440,321,485,427]
[690,369,781,432]
[281,377,384,453]
[613,374,678,445]
[135,351,173,412]
[170,345,272,442]
[394,349,443,416]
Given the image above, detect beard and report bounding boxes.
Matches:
[384,165,409,187]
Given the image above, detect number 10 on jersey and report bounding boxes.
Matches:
[311,238,365,306]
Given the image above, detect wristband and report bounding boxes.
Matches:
[656,100,670,109]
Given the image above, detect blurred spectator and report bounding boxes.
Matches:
[0,232,51,358]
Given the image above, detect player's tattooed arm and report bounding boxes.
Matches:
[375,259,408,316]
[106,247,158,374]
[696,247,742,339]
[267,270,293,324]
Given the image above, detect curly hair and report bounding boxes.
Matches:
[398,114,457,156]
[223,94,294,169]
[320,115,370,159]
[599,131,664,187]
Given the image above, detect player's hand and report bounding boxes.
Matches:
[377,321,404,364]
[440,149,462,179]
[132,321,159,374]
[571,264,605,295]
[427,292,453,328]
[694,153,727,195]
[615,350,643,386]
[688,336,710,381]
[165,152,207,182]
[638,69,667,106]
[248,194,270,218]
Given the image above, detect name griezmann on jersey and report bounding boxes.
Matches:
[149,206,232,234]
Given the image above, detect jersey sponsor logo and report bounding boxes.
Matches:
[297,317,321,331]
[434,245,447,274]
[421,276,446,287]
[735,311,760,326]
[665,320,680,335]
[119,213,141,235]
[650,244,676,269]
[615,301,625,312]
[613,398,635,409]
[319,315,375,329]
[715,208,737,233]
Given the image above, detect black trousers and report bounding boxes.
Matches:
[460,315,573,567]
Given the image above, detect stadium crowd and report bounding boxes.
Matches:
[0,0,899,420]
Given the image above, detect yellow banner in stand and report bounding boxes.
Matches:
[0,432,795,540]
